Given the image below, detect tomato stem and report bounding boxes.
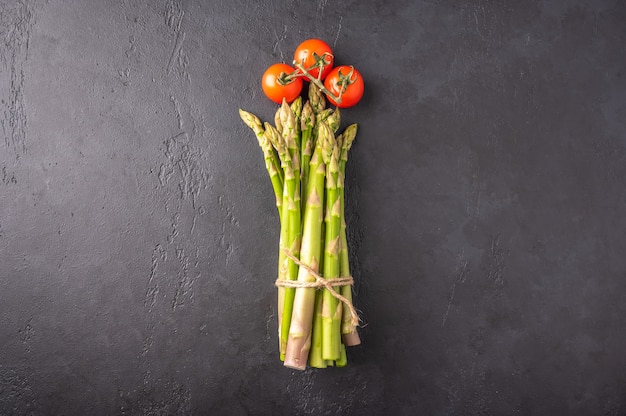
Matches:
[292,60,343,105]
[280,52,333,85]
[277,71,297,86]
[333,66,358,104]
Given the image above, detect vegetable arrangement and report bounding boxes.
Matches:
[240,39,364,370]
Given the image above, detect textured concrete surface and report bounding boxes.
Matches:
[1,0,625,414]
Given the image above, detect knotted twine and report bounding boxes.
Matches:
[274,250,360,327]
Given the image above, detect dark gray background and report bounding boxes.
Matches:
[1,0,625,414]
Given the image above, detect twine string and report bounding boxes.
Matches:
[274,250,360,327]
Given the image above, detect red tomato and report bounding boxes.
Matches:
[293,39,334,81]
[323,66,364,108]
[262,63,303,104]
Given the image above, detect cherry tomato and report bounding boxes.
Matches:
[323,66,364,108]
[293,39,334,81]
[262,63,303,104]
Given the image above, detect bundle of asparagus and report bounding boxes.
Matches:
[240,83,361,370]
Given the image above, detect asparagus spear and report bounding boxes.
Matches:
[300,102,315,212]
[321,134,342,361]
[308,289,327,368]
[338,124,361,346]
[265,120,302,359]
[238,110,284,218]
[263,123,292,358]
[335,343,348,367]
[277,100,302,361]
[283,122,332,370]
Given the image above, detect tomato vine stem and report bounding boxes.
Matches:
[292,60,343,105]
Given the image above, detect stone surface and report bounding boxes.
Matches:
[1,0,625,414]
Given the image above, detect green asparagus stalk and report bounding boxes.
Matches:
[289,97,302,172]
[264,121,301,359]
[279,178,301,360]
[300,102,315,211]
[338,124,360,346]
[308,290,327,368]
[335,343,348,367]
[280,99,300,168]
[304,117,327,370]
[240,113,290,356]
[321,129,342,361]
[263,123,293,358]
[277,100,302,361]
[300,101,326,368]
[283,122,332,370]
[238,110,284,218]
